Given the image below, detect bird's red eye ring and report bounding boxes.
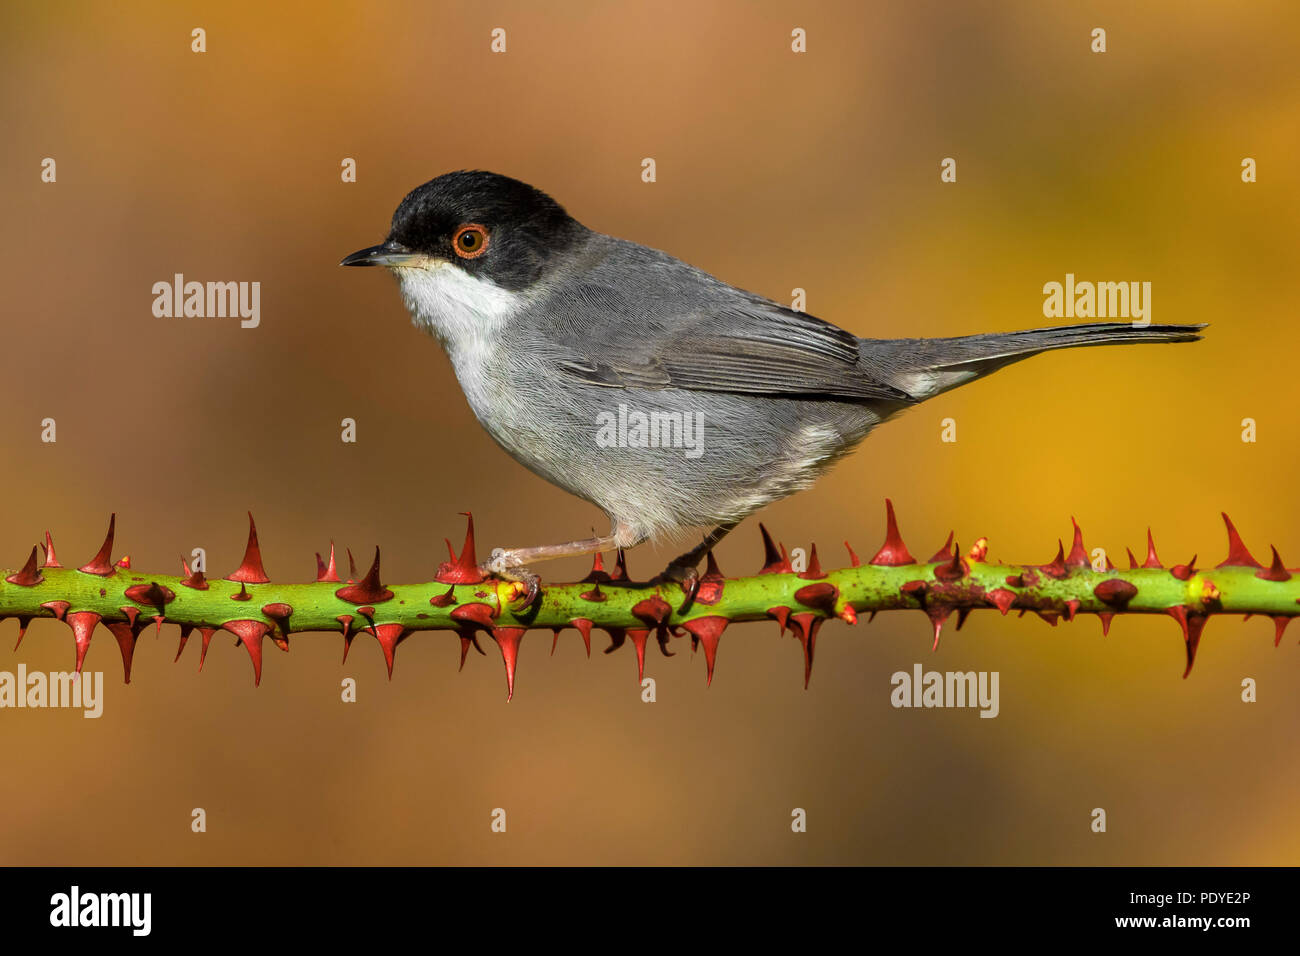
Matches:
[452,224,489,259]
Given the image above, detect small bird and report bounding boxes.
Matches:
[343,170,1203,602]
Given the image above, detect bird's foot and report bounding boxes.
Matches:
[480,549,542,612]
[652,559,701,614]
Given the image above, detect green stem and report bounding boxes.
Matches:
[1,508,1294,695]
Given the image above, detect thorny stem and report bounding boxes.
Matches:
[1,504,1296,698]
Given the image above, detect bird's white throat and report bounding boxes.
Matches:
[394,260,522,360]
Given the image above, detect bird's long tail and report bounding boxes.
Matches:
[868,321,1206,401]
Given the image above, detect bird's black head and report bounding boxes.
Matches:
[341,170,586,291]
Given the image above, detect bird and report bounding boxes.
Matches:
[342,170,1203,605]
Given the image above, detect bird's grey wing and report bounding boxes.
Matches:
[544,281,913,402]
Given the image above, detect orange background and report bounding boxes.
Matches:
[1,0,1297,864]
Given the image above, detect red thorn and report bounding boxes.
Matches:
[681,617,728,686]
[587,550,607,578]
[696,550,726,605]
[453,626,485,669]
[927,532,954,564]
[702,549,724,580]
[105,621,138,683]
[429,585,457,607]
[174,625,192,662]
[261,602,294,644]
[1143,529,1163,569]
[626,628,650,682]
[180,559,208,590]
[1064,599,1081,622]
[926,606,951,651]
[1040,541,1068,579]
[899,580,928,600]
[13,616,33,650]
[42,599,71,621]
[119,606,140,629]
[197,626,216,670]
[631,595,672,628]
[491,627,526,700]
[315,542,340,583]
[1036,611,1060,627]
[231,581,251,602]
[794,582,837,614]
[799,543,824,579]
[1005,569,1038,588]
[845,542,861,567]
[1126,548,1139,569]
[570,618,593,656]
[789,613,823,687]
[933,544,968,582]
[336,615,355,662]
[78,514,117,576]
[115,556,131,569]
[1094,578,1138,607]
[124,581,175,610]
[436,513,484,584]
[368,623,410,679]
[152,614,166,638]
[579,583,606,602]
[226,512,271,584]
[347,548,357,581]
[550,628,561,656]
[1218,513,1261,568]
[335,547,394,604]
[767,606,790,637]
[955,607,972,631]
[1065,518,1089,568]
[758,524,792,574]
[5,546,44,586]
[450,602,496,629]
[611,549,630,582]
[1257,546,1292,582]
[66,610,101,674]
[222,619,271,685]
[987,588,1016,615]
[1105,554,1116,570]
[41,531,61,568]
[1166,606,1208,678]
[1272,616,1292,647]
[1098,612,1115,636]
[870,499,915,566]
[1170,556,1198,581]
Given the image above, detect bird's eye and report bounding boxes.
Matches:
[452,224,489,259]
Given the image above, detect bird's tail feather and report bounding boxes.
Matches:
[872,321,1206,401]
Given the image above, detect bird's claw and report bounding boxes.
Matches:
[478,553,542,613]
[654,562,701,614]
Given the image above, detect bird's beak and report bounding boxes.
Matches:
[339,241,422,267]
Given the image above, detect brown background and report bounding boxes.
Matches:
[1,0,1298,864]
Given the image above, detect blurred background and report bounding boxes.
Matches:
[0,0,1297,864]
